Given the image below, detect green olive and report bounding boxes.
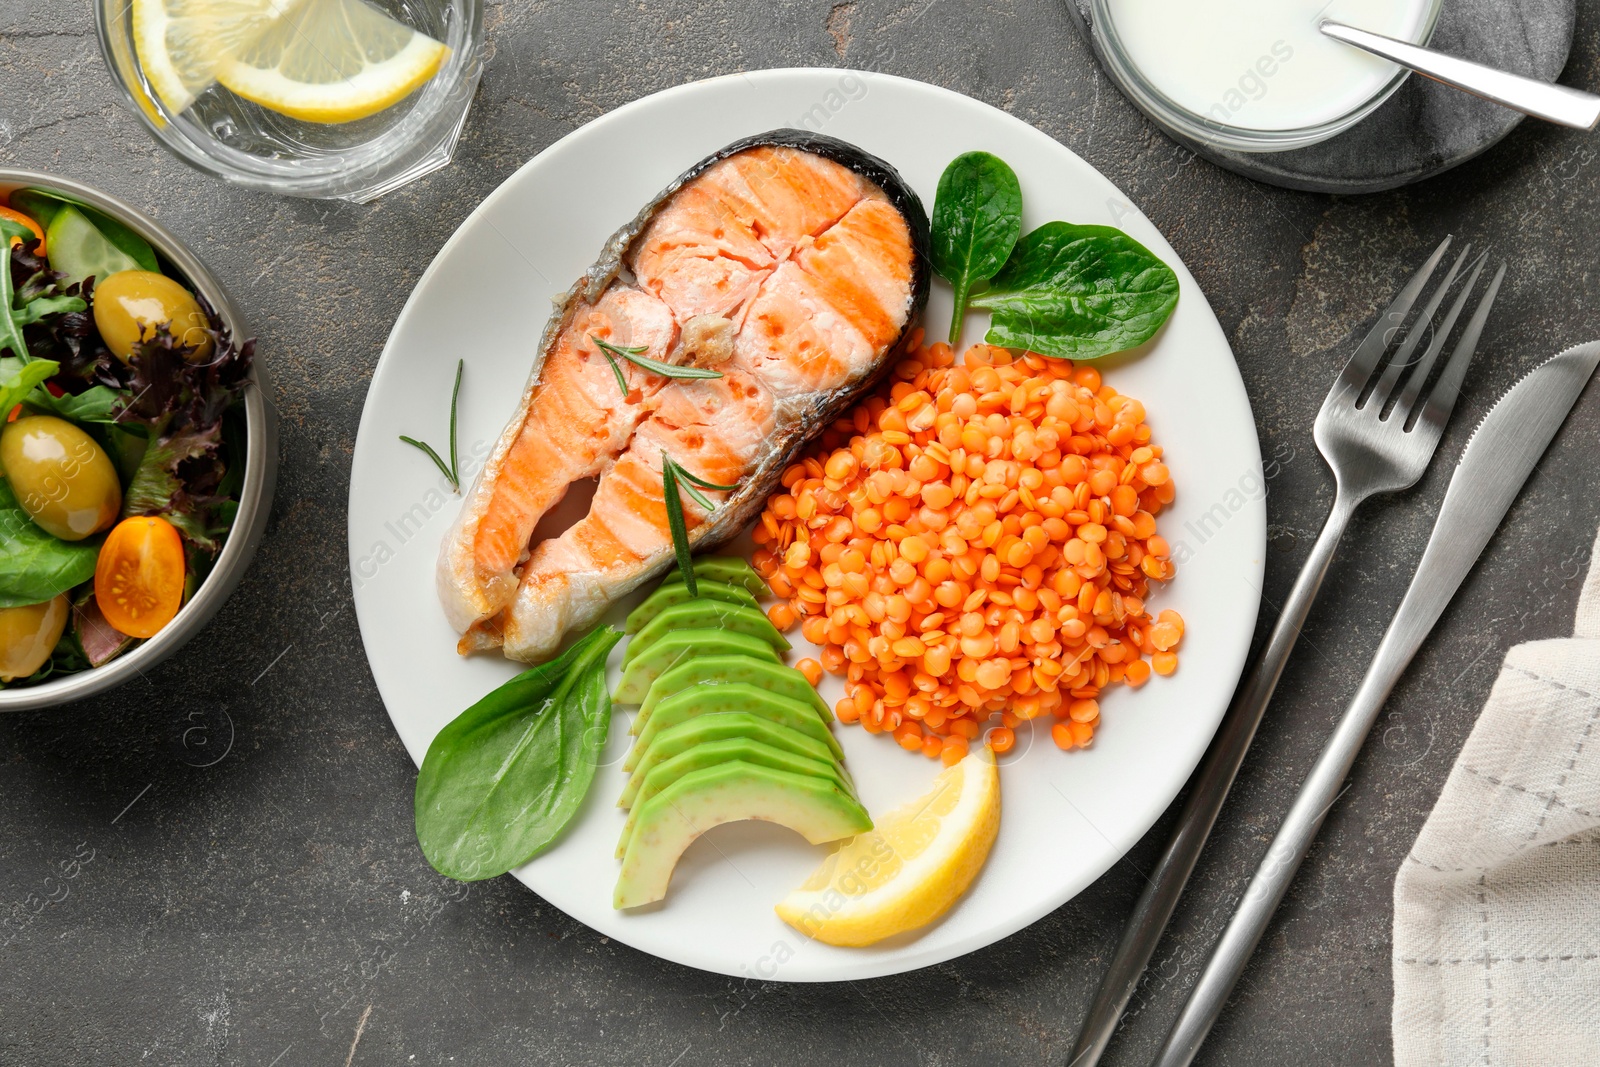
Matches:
[0,595,69,682]
[92,269,214,363]
[0,415,122,541]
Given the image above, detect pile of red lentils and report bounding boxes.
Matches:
[751,337,1184,765]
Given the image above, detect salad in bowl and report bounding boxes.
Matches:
[0,174,274,707]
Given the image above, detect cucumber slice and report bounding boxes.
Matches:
[45,206,143,287]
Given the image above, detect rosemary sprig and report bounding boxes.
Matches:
[660,452,739,596]
[592,335,723,398]
[400,358,464,492]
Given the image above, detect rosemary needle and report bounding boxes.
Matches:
[399,358,464,492]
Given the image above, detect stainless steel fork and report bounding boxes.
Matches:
[1068,236,1505,1067]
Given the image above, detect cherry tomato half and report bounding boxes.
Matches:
[94,516,185,639]
[0,206,45,254]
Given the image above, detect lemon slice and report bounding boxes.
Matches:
[214,0,449,124]
[776,745,1000,947]
[131,0,307,113]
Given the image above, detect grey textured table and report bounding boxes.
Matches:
[3,2,1600,1064]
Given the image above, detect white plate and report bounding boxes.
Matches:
[349,69,1265,982]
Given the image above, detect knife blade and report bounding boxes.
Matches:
[1149,341,1600,1067]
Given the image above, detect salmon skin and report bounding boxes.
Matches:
[438,130,930,662]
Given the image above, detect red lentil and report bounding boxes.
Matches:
[751,336,1184,758]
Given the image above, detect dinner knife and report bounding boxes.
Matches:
[1148,340,1600,1067]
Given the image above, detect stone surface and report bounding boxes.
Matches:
[1072,0,1576,193]
[3,1,1600,1064]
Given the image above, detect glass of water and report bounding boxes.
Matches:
[96,0,483,202]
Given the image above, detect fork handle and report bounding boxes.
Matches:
[1150,564,1427,1067]
[1067,489,1360,1067]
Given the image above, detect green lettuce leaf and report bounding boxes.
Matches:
[0,480,100,609]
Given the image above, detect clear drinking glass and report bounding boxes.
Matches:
[95,0,482,202]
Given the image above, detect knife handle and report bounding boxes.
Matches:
[1149,591,1434,1067]
[1067,489,1360,1067]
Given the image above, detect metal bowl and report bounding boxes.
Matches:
[0,169,277,711]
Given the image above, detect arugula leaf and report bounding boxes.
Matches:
[414,625,624,880]
[930,152,1023,345]
[26,383,126,424]
[971,222,1179,360]
[0,358,59,417]
[0,480,100,609]
[0,220,34,360]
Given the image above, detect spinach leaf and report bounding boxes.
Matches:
[971,222,1179,360]
[415,625,624,881]
[930,152,1023,345]
[0,480,100,609]
[0,358,59,416]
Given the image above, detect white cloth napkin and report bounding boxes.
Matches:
[1394,526,1600,1066]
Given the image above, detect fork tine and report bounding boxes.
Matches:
[1409,262,1506,430]
[1334,235,1453,398]
[1368,243,1472,410]
[1389,252,1487,418]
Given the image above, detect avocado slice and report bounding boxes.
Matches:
[633,656,832,734]
[613,630,780,703]
[616,738,854,856]
[626,683,844,772]
[623,600,790,666]
[618,711,845,809]
[614,761,872,909]
[624,579,758,633]
[659,556,769,597]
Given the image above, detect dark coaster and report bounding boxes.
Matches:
[1068,0,1578,194]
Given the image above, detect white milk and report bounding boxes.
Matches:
[1104,0,1434,131]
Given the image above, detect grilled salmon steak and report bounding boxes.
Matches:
[438,131,930,662]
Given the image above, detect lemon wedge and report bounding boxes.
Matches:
[131,0,307,113]
[776,745,1000,947]
[214,0,449,124]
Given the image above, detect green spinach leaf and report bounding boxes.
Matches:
[415,625,623,881]
[930,152,1023,345]
[0,480,100,609]
[971,221,1179,360]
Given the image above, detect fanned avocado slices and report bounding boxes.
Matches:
[624,579,759,633]
[614,761,872,909]
[626,683,844,771]
[658,555,769,597]
[617,711,846,809]
[622,600,789,666]
[616,737,854,857]
[613,629,781,703]
[633,656,832,733]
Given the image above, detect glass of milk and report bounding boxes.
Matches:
[1090,0,1444,151]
